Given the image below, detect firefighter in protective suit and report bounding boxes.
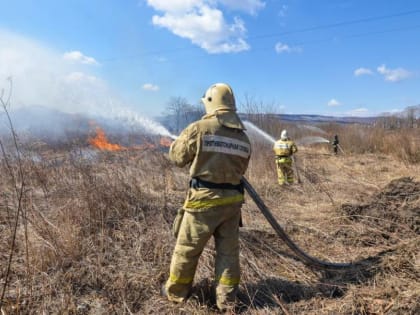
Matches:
[332,135,339,155]
[163,83,251,311]
[273,130,298,185]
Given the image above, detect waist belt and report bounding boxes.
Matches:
[190,177,244,194]
[276,155,290,158]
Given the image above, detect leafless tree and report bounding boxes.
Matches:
[164,97,204,133]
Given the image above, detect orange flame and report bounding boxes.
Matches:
[88,121,173,151]
[89,127,124,151]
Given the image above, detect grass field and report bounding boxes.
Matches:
[0,123,419,314]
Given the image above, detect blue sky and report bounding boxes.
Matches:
[0,0,419,118]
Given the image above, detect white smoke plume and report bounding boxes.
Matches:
[0,29,174,139]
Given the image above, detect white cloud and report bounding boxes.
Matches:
[328,99,341,107]
[64,71,99,83]
[274,42,301,54]
[146,0,203,13]
[146,0,265,15]
[142,83,160,91]
[278,4,288,17]
[219,0,265,15]
[146,0,264,53]
[152,6,248,53]
[275,42,290,53]
[346,108,369,116]
[354,67,373,76]
[377,64,412,82]
[63,50,99,65]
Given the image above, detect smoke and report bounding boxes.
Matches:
[0,29,174,139]
[0,29,100,113]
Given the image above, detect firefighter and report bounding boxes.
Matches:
[332,134,339,155]
[273,130,298,185]
[162,83,251,311]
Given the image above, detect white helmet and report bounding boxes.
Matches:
[201,83,236,114]
[280,129,288,140]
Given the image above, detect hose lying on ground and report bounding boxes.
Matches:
[241,176,353,270]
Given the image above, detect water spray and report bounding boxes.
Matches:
[244,121,331,148]
[243,121,276,144]
[104,108,178,140]
[296,136,330,146]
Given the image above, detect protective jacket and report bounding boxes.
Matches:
[273,138,298,185]
[169,111,251,211]
[273,139,298,157]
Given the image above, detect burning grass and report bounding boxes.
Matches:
[0,130,419,314]
[89,126,125,151]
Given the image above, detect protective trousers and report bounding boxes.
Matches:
[165,203,241,309]
[276,157,294,185]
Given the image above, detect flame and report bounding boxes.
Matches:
[160,137,173,147]
[89,127,125,151]
[87,122,173,152]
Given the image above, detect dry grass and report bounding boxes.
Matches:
[322,124,420,164]
[0,124,419,314]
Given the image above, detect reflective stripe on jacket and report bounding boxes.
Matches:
[169,112,251,211]
[273,139,297,157]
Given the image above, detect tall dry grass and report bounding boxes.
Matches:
[1,147,187,313]
[0,112,419,314]
[245,116,419,165]
[321,123,419,164]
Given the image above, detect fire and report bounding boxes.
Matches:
[89,127,125,151]
[87,121,173,151]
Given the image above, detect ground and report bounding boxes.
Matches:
[0,143,419,314]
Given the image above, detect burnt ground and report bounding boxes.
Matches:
[339,177,419,247]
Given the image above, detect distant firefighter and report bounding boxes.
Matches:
[273,130,298,185]
[332,135,339,155]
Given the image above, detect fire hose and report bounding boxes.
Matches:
[241,176,353,270]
